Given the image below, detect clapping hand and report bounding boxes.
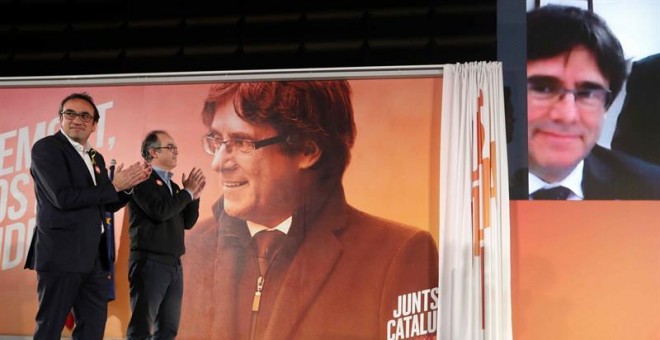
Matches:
[182,167,206,199]
[112,161,152,191]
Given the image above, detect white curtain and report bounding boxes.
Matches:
[439,62,512,340]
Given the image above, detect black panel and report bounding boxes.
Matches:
[0,0,497,76]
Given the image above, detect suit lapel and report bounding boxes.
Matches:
[211,231,246,339]
[153,170,185,196]
[212,214,251,339]
[55,131,95,186]
[582,145,616,199]
[264,229,343,340]
[264,189,348,340]
[152,172,173,195]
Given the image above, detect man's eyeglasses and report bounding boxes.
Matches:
[61,110,95,123]
[154,145,178,152]
[527,78,611,110]
[202,134,287,155]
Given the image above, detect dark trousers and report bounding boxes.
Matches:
[127,258,183,340]
[34,254,109,340]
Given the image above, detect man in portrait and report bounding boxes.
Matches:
[180,81,439,339]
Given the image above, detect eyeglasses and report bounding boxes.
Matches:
[61,110,95,123]
[154,145,178,152]
[527,78,611,110]
[203,134,287,155]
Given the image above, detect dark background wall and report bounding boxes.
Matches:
[0,0,496,77]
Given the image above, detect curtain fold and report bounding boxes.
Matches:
[439,62,512,340]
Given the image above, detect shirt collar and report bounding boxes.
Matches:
[61,130,92,153]
[528,160,584,199]
[247,216,293,237]
[152,166,173,181]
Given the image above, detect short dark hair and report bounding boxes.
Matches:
[527,5,627,106]
[202,81,356,179]
[58,92,101,122]
[141,130,167,162]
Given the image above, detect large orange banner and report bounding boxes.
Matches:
[0,77,442,338]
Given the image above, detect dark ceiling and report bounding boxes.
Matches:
[0,0,497,77]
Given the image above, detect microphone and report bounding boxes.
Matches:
[109,159,116,181]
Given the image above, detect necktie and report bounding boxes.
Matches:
[531,186,572,200]
[253,230,286,276]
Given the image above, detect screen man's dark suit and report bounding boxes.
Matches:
[514,145,660,200]
[25,130,131,339]
[581,145,660,199]
[612,53,660,165]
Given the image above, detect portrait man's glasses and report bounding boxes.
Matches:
[527,77,611,111]
[154,145,178,152]
[60,110,95,123]
[202,134,287,155]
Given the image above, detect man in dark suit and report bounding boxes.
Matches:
[126,130,205,339]
[522,5,660,200]
[26,92,151,340]
[180,81,439,339]
[611,53,660,166]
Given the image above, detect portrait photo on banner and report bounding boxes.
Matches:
[509,0,660,201]
[0,75,442,339]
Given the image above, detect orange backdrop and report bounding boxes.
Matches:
[511,200,660,339]
[0,77,441,337]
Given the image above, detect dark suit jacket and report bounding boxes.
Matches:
[611,53,660,165]
[180,185,439,340]
[128,171,199,265]
[513,145,660,200]
[582,145,660,199]
[25,131,131,273]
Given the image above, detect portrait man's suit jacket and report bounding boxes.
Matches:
[25,130,130,273]
[612,53,660,165]
[180,186,439,340]
[513,144,660,200]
